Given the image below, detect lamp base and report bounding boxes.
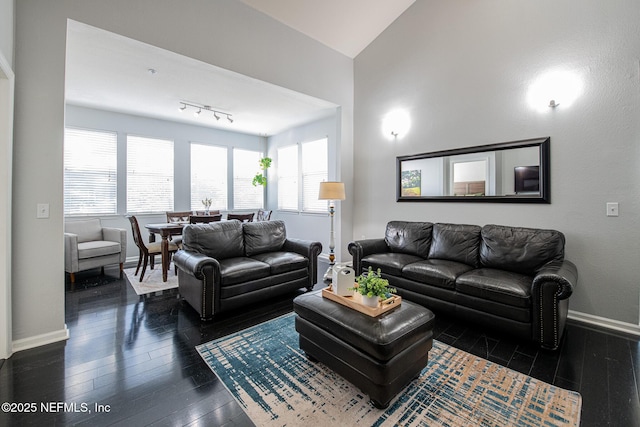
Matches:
[323,264,335,282]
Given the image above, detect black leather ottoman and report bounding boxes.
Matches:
[293,290,435,409]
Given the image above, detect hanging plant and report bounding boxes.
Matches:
[252,157,272,186]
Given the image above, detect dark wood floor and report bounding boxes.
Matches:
[1,265,639,426]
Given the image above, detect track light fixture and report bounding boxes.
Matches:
[178,101,233,124]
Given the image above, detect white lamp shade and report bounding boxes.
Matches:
[318,181,346,200]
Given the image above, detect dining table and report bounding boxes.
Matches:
[144,222,185,282]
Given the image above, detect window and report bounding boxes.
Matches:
[277,138,328,213]
[190,143,228,211]
[127,135,174,212]
[277,145,298,210]
[64,128,117,216]
[233,148,263,210]
[301,138,328,212]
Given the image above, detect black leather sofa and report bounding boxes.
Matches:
[348,221,578,350]
[174,220,322,320]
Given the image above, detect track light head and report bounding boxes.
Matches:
[179,102,232,124]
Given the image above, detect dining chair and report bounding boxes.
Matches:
[166,211,193,223]
[127,215,179,282]
[195,210,221,216]
[165,211,193,247]
[189,214,223,224]
[256,209,272,221]
[227,213,255,222]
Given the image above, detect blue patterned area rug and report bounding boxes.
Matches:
[197,313,582,426]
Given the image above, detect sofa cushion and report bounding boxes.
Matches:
[363,252,424,277]
[77,241,121,259]
[385,221,432,257]
[182,221,244,260]
[428,223,481,267]
[455,268,532,308]
[251,251,308,275]
[65,219,103,243]
[480,224,565,276]
[243,220,286,256]
[219,257,270,286]
[402,259,474,290]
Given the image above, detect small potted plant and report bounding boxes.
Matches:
[201,198,212,215]
[252,157,272,186]
[350,267,396,308]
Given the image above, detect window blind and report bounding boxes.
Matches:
[233,148,263,210]
[127,135,174,213]
[64,128,118,216]
[301,138,328,212]
[190,143,228,211]
[277,144,298,211]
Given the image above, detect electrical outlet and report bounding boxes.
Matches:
[37,203,50,219]
[606,202,619,217]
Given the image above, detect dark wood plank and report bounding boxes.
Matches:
[0,263,638,426]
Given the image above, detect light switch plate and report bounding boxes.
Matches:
[37,203,50,219]
[606,202,619,217]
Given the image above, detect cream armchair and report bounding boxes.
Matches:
[64,219,127,286]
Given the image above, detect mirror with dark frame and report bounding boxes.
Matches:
[397,137,550,203]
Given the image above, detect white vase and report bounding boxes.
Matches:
[361,294,379,308]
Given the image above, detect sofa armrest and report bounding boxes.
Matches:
[174,250,220,279]
[533,259,578,300]
[174,250,221,320]
[348,238,388,275]
[102,227,127,262]
[64,232,79,273]
[283,238,323,290]
[532,259,578,350]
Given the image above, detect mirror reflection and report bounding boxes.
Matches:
[397,137,549,203]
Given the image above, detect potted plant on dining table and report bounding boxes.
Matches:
[201,198,212,215]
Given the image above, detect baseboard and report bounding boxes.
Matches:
[568,310,640,336]
[12,325,69,354]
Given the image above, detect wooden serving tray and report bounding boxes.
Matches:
[321,286,401,317]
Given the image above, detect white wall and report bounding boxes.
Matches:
[14,0,353,349]
[354,0,640,324]
[0,0,14,359]
[0,0,13,69]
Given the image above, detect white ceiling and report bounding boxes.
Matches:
[64,1,416,136]
[238,0,416,58]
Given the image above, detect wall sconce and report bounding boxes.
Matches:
[527,70,583,112]
[382,109,411,139]
[179,101,233,123]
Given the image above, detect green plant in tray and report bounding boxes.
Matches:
[350,267,396,300]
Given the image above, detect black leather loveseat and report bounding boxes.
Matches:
[348,221,578,350]
[174,220,322,320]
